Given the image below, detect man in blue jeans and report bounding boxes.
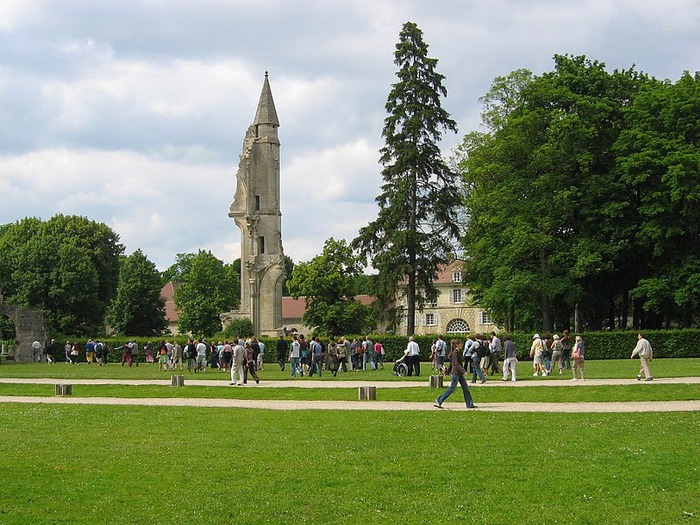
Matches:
[309,337,323,377]
[434,345,477,409]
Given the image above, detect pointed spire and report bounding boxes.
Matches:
[253,71,279,127]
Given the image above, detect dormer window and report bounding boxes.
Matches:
[452,271,462,283]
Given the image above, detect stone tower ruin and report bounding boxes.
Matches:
[224,73,285,336]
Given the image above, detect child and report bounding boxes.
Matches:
[158,346,169,371]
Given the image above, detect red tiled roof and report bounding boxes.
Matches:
[160,281,180,321]
[282,295,374,319]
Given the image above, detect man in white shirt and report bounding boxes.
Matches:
[405,336,421,376]
[196,339,208,372]
[631,333,654,381]
[290,336,301,377]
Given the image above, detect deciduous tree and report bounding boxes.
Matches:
[107,250,167,336]
[287,238,375,336]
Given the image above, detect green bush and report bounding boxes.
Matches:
[49,329,700,363]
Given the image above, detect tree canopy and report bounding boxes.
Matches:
[107,250,167,336]
[352,21,460,334]
[168,251,239,336]
[458,55,700,331]
[287,238,376,336]
[0,214,123,334]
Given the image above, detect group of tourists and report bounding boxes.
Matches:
[434,331,655,409]
[275,334,386,378]
[32,330,656,388]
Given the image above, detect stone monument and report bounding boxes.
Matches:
[0,283,47,362]
[222,73,285,337]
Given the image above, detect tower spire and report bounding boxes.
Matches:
[253,72,279,127]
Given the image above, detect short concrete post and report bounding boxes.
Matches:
[171,375,185,387]
[429,375,443,388]
[358,386,376,400]
[55,384,73,396]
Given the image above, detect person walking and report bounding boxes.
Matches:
[230,339,245,386]
[470,336,487,384]
[501,335,518,382]
[405,336,421,377]
[434,344,477,409]
[276,335,288,371]
[571,335,585,381]
[488,332,502,375]
[631,333,654,381]
[289,336,301,378]
[309,337,323,377]
[243,341,260,384]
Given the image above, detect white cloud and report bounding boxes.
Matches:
[1,0,698,273]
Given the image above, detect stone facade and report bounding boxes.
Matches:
[394,260,497,336]
[225,73,285,337]
[0,303,47,362]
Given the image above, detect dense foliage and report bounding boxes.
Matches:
[457,55,700,331]
[0,215,123,334]
[353,21,461,334]
[168,251,239,336]
[287,238,376,336]
[107,250,167,336]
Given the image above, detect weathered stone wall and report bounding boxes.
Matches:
[0,303,47,362]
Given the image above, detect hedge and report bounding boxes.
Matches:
[44,329,700,363]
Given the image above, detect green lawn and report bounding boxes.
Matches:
[1,357,699,381]
[1,382,699,404]
[0,404,698,524]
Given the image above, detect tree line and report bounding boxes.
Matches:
[2,24,698,339]
[457,55,700,332]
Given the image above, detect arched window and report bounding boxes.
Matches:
[446,318,470,334]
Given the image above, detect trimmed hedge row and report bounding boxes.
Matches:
[48,329,700,363]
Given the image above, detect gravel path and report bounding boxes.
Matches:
[1,394,698,412]
[1,376,699,412]
[2,376,699,388]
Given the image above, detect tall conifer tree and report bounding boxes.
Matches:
[353,21,460,334]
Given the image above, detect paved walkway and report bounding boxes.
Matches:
[1,376,699,412]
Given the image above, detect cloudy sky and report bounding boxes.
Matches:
[1,0,698,270]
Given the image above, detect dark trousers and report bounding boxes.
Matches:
[277,353,286,371]
[243,361,259,383]
[407,355,420,376]
[310,356,323,376]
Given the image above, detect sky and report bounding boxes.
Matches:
[1,0,699,271]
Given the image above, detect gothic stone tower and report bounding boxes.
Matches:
[227,73,285,336]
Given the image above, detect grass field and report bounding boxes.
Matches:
[1,357,699,381]
[1,359,698,524]
[1,382,699,404]
[0,404,698,524]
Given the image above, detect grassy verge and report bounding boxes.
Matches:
[1,382,699,403]
[1,358,699,381]
[0,404,697,524]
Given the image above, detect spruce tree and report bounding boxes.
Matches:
[353,21,460,334]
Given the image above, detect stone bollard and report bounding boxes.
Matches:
[55,384,73,396]
[358,386,377,400]
[171,375,185,387]
[429,375,443,389]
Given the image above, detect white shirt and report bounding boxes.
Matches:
[406,340,420,356]
[290,341,301,358]
[196,342,207,356]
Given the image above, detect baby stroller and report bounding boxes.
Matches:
[393,354,408,377]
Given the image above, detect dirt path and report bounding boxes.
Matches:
[2,376,699,388]
[1,394,698,413]
[1,376,699,412]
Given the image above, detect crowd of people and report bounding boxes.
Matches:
[29,331,656,384]
[276,334,386,378]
